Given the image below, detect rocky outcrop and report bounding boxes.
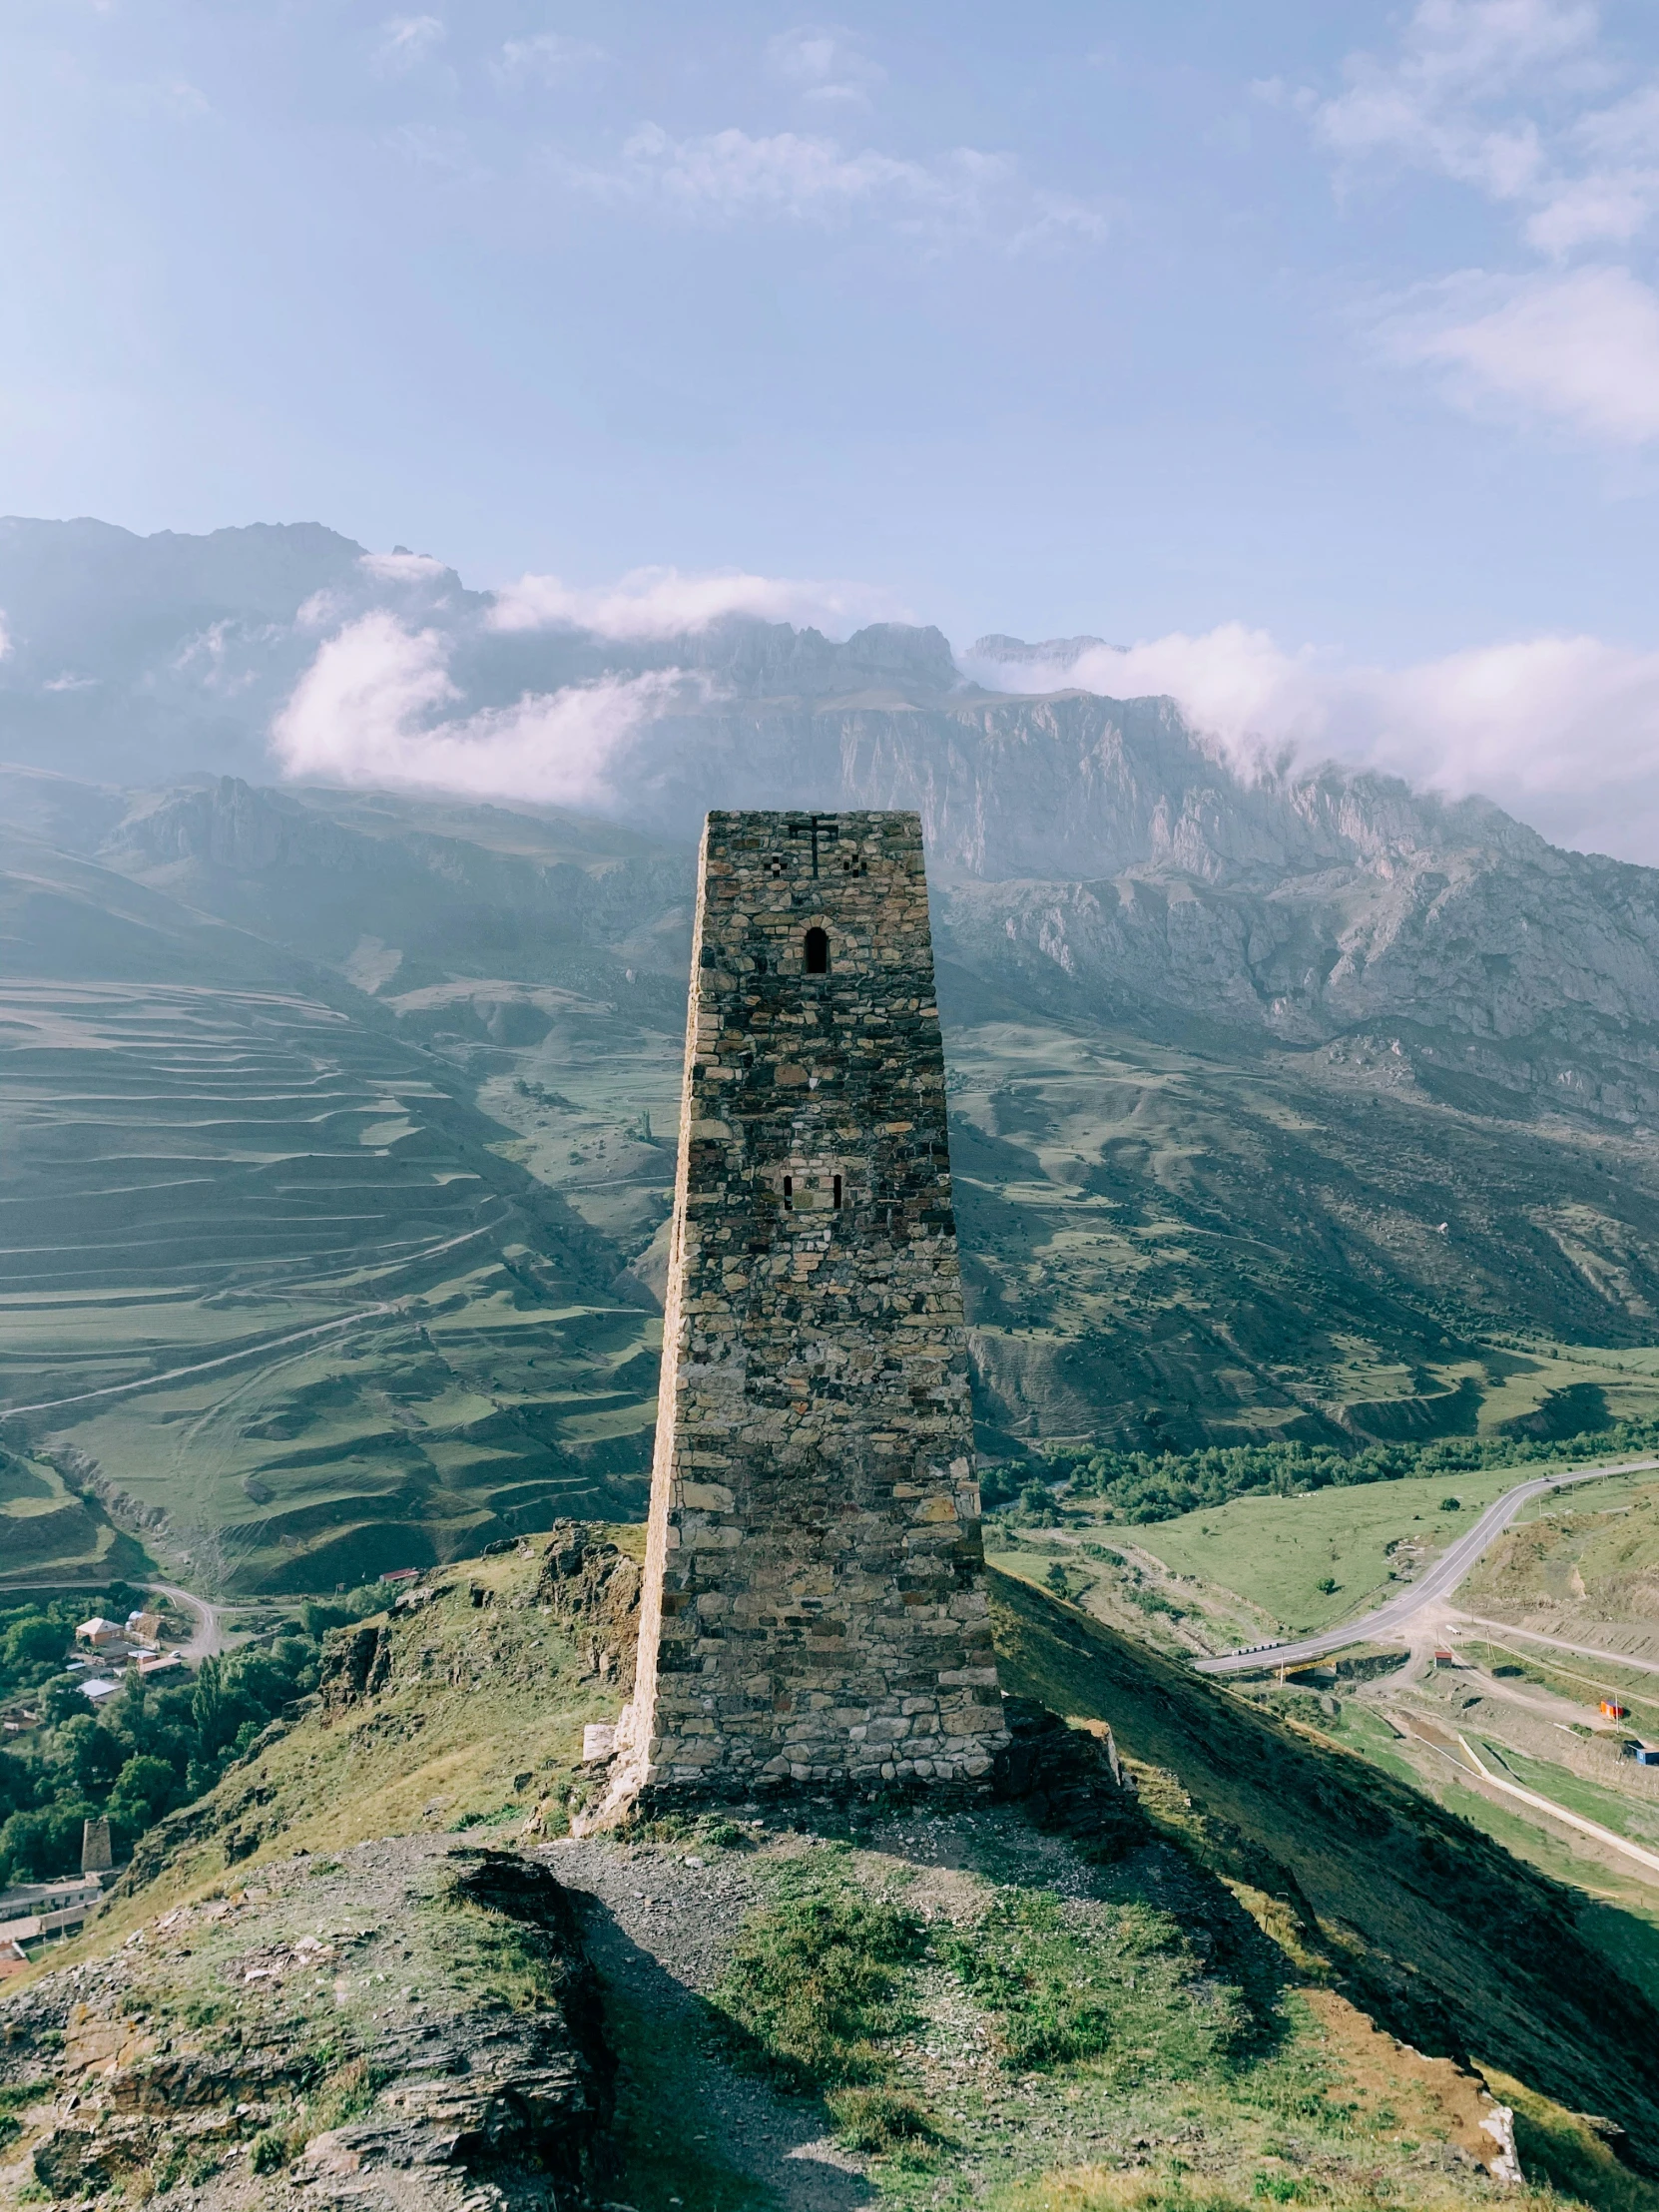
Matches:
[534,1523,642,1689]
[318,1619,398,1712]
[0,1840,615,2210]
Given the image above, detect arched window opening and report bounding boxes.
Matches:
[783,1175,794,1212]
[804,926,830,975]
[832,1174,842,1212]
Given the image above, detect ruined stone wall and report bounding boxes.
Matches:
[605,809,1006,1806]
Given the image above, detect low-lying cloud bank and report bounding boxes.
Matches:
[967,624,1659,863]
[267,554,1659,863]
[486,563,904,639]
[270,609,690,808]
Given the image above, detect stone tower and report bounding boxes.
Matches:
[598,809,1006,1813]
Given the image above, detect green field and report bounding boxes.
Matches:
[1127,1463,1605,1634]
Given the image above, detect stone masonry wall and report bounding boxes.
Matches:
[602,809,1007,1806]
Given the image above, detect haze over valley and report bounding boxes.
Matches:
[5,517,1659,1595]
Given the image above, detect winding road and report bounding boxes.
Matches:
[1192,1456,1659,1676]
[140,1581,231,1661]
[0,1306,400,1418]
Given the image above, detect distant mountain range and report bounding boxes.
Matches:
[3,517,1658,1591]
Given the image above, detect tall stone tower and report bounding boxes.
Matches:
[598,809,1006,1813]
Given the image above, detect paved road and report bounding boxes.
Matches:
[1192,1456,1659,1676]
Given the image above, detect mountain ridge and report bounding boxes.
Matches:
[3,519,1658,1587]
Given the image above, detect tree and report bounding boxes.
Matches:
[3,1614,66,1670]
[41,1675,94,1727]
[107,1754,178,1840]
[49,1714,127,1798]
[0,1802,88,1886]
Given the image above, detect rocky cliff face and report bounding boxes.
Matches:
[598,684,1659,1131]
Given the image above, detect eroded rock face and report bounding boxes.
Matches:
[318,1620,397,1713]
[534,1522,642,1690]
[0,1839,614,2210]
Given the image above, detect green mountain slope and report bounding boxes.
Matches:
[5,755,1659,1588]
[991,1568,1659,2143]
[0,828,658,1591]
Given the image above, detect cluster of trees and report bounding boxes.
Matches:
[999,1415,1659,1526]
[0,1583,393,1888]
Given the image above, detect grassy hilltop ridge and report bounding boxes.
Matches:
[5,766,1659,1590]
[5,1546,1659,2211]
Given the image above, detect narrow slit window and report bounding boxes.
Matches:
[804,926,830,974]
[832,1174,842,1211]
[783,1176,794,1212]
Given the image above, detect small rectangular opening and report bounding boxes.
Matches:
[832,1174,842,1211]
[783,1175,793,1212]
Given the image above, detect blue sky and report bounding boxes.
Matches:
[6,2,1659,852]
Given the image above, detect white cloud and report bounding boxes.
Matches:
[270,611,685,808]
[0,615,10,661]
[1313,0,1659,253]
[970,620,1659,861]
[360,550,449,584]
[1380,264,1659,441]
[1524,169,1659,252]
[487,564,906,640]
[1302,8,1659,440]
[493,32,605,88]
[374,14,444,73]
[767,26,886,108]
[561,125,1106,246]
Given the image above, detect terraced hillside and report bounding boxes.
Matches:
[0,828,658,1592]
[6,754,1659,1592]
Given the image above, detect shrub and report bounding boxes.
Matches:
[826,2084,933,2151]
[710,1862,926,2089]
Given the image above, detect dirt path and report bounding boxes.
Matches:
[1453,1611,1659,1677]
[139,1579,228,1660]
[0,1306,400,1417]
[543,1837,871,2210]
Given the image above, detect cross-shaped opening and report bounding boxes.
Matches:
[789,818,839,876]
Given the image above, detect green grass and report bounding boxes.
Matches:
[28,1543,1659,2212]
[1124,1465,1613,1634]
[939,1888,1250,2078]
[1460,1635,1659,1725]
[1476,1742,1659,1850]
[708,1849,928,2092]
[989,1567,1659,2153]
